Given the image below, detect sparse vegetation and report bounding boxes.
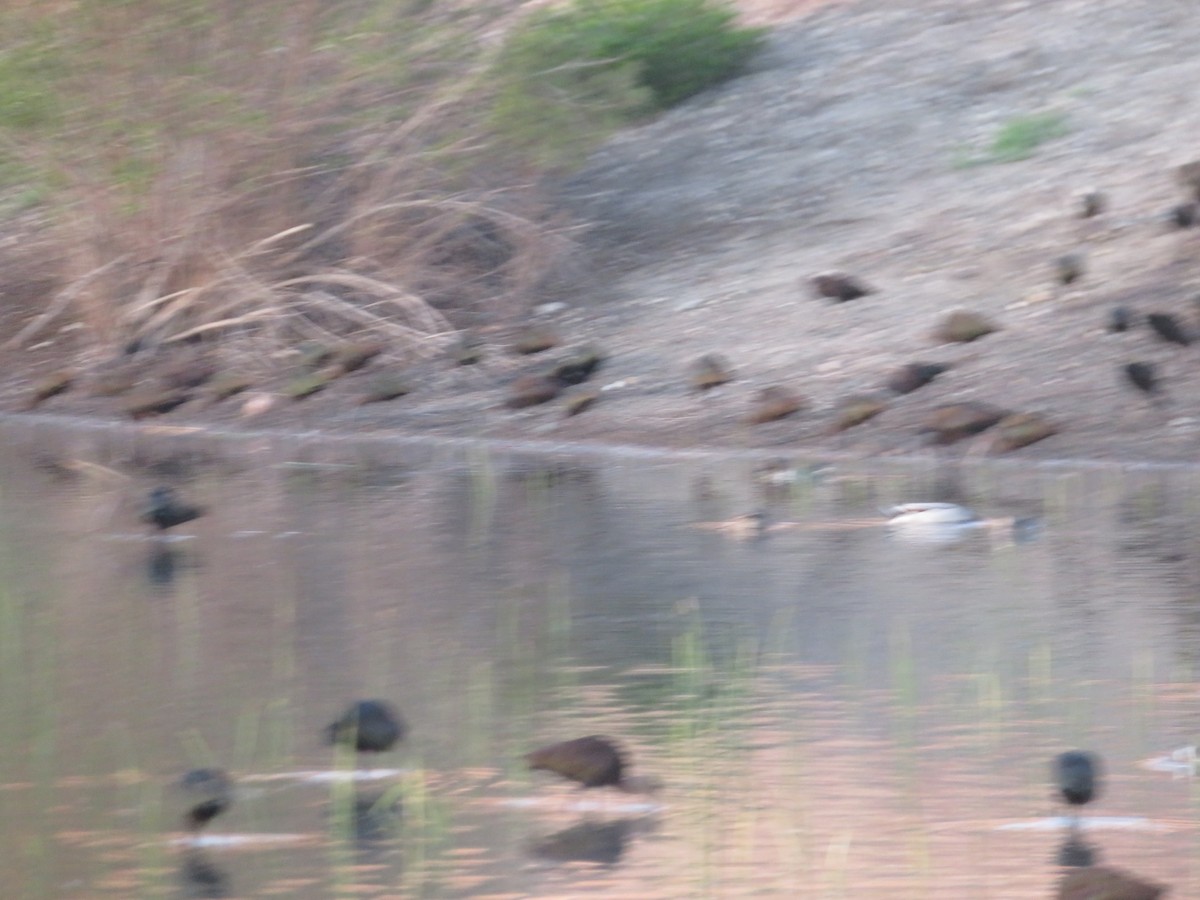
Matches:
[954,111,1070,167]
[489,0,766,167]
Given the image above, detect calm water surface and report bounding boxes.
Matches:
[2,420,1200,898]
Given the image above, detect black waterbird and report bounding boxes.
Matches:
[1053,750,1100,825]
[180,768,233,832]
[325,700,405,753]
[142,486,205,531]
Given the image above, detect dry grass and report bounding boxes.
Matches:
[0,0,573,365]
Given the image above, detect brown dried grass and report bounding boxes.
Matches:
[3,0,571,363]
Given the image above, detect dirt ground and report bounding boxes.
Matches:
[4,0,1200,463]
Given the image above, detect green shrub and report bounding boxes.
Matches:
[491,0,765,165]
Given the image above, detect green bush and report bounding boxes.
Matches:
[491,0,765,165]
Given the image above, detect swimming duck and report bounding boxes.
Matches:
[884,502,980,526]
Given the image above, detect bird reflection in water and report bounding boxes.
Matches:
[146,544,180,587]
[528,817,655,867]
[1055,831,1098,868]
[178,848,230,899]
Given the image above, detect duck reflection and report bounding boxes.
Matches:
[528,817,654,867]
[1056,831,1099,868]
[326,788,403,864]
[178,848,230,899]
[147,544,180,587]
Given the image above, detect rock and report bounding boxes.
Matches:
[1057,866,1166,900]
[24,369,75,410]
[1178,159,1200,202]
[990,412,1058,453]
[811,271,874,302]
[359,374,413,404]
[690,353,734,391]
[886,362,949,394]
[920,402,1008,444]
[564,389,600,417]
[1168,202,1197,229]
[123,389,191,419]
[1108,306,1132,333]
[746,386,806,425]
[511,325,560,355]
[933,310,999,344]
[505,374,560,409]
[1078,189,1106,218]
[283,372,331,400]
[1147,312,1191,346]
[830,394,888,432]
[207,373,254,403]
[1056,252,1084,286]
[330,340,386,375]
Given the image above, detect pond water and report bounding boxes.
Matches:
[2,419,1199,898]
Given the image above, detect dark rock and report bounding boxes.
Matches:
[933,310,999,344]
[830,394,888,432]
[1146,312,1191,346]
[746,386,806,425]
[886,362,949,394]
[991,412,1058,453]
[920,402,1008,444]
[811,271,874,302]
[505,374,561,409]
[690,353,734,391]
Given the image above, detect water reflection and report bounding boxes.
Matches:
[528,816,655,867]
[0,423,1196,897]
[1056,832,1099,868]
[178,849,230,899]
